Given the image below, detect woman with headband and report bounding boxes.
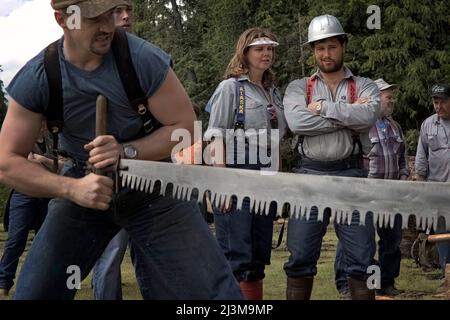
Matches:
[204,27,287,300]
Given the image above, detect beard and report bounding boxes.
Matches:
[90,32,112,56]
[317,55,344,73]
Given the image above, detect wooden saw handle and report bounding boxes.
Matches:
[427,233,450,243]
[96,95,108,137]
[95,95,108,175]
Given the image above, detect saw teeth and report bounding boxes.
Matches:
[127,175,132,189]
[306,207,311,221]
[401,214,409,229]
[210,192,217,207]
[121,174,127,188]
[236,196,242,210]
[337,211,342,224]
[177,186,184,200]
[160,182,166,196]
[139,177,145,192]
[291,205,297,219]
[119,161,449,229]
[317,207,324,223]
[186,188,193,201]
[360,211,366,227]
[180,186,185,200]
[132,175,138,190]
[262,201,268,216]
[217,194,223,208]
[389,214,395,229]
[416,216,422,229]
[135,176,141,191]
[173,185,179,199]
[222,194,228,208]
[220,194,226,208]
[255,201,261,214]
[149,180,155,193]
[147,179,154,193]
[211,192,217,207]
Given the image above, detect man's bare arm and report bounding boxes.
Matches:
[0,99,113,210]
[87,69,197,169]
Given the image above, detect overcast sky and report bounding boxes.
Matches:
[0,0,62,89]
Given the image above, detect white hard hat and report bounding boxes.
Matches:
[306,14,347,45]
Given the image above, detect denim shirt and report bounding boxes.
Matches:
[205,75,287,142]
[415,115,450,182]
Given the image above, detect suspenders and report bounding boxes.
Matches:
[306,76,357,104]
[234,80,246,130]
[298,76,362,161]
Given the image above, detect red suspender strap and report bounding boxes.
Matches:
[306,76,315,105]
[307,77,356,104]
[347,78,356,104]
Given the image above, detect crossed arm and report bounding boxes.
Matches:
[284,78,380,136]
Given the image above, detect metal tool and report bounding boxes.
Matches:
[117,159,450,230]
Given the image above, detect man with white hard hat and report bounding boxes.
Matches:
[283,14,380,300]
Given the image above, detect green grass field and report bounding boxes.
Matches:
[0,217,445,300]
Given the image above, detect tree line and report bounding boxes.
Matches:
[1,0,449,153]
[133,0,450,153]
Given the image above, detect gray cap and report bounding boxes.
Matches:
[374,78,397,91]
[306,14,347,45]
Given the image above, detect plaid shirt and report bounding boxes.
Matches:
[367,117,409,179]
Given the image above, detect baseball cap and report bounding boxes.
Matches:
[374,78,397,91]
[431,83,450,99]
[51,0,129,18]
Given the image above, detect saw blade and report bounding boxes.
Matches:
[119,159,450,231]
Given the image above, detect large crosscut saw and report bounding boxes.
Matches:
[118,160,450,231]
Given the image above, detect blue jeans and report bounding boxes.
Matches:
[284,166,376,281]
[335,215,402,291]
[13,188,242,300]
[377,215,402,288]
[436,217,450,273]
[214,198,276,282]
[92,228,130,300]
[0,191,49,291]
